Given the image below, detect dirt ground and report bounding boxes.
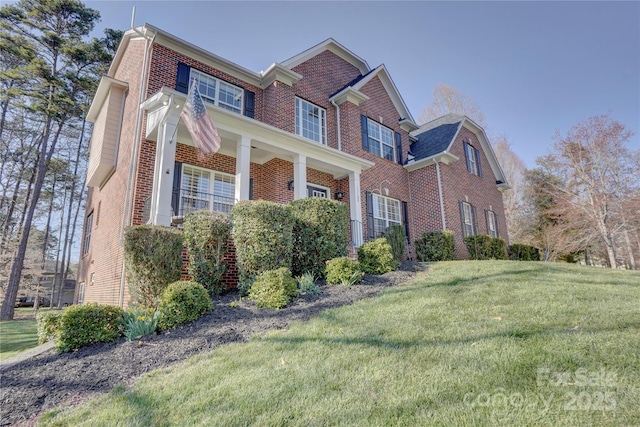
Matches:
[0,262,426,426]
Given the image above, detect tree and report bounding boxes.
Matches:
[537,114,639,268]
[0,0,115,320]
[418,83,487,128]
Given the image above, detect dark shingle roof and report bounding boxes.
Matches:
[411,121,461,161]
[329,69,375,98]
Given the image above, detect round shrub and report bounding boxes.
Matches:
[36,310,63,344]
[248,267,299,309]
[183,210,232,295]
[57,303,125,353]
[231,200,294,281]
[124,225,184,308]
[157,281,213,331]
[325,257,363,286]
[358,238,398,274]
[289,197,349,277]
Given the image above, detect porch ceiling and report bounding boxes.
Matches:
[142,87,374,179]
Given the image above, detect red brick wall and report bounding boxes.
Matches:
[78,39,148,307]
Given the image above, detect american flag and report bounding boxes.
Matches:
[181,81,222,157]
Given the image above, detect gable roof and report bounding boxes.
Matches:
[281,38,370,75]
[408,114,510,189]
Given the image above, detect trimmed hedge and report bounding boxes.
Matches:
[290,197,349,277]
[385,224,406,264]
[508,244,541,261]
[157,281,213,331]
[183,210,232,295]
[415,230,455,262]
[36,310,63,344]
[358,238,398,274]
[231,201,294,282]
[464,234,493,260]
[325,257,363,286]
[56,303,124,353]
[488,237,508,260]
[249,268,299,309]
[124,225,184,308]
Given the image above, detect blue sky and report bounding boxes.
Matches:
[88,0,639,167]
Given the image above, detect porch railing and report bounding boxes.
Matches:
[350,219,363,248]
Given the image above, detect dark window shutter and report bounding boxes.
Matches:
[459,201,467,237]
[475,147,482,177]
[402,201,409,239]
[464,141,472,173]
[395,132,403,164]
[361,115,369,152]
[366,191,374,240]
[171,162,182,216]
[494,212,499,237]
[485,209,490,235]
[249,178,254,200]
[244,90,255,118]
[471,205,478,236]
[176,63,190,94]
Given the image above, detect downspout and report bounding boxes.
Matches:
[331,99,342,151]
[118,26,156,307]
[435,158,446,230]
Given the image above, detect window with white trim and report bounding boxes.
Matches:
[461,201,475,237]
[295,98,326,144]
[372,193,401,237]
[487,210,498,238]
[367,119,395,162]
[190,69,243,114]
[464,141,481,176]
[82,212,93,255]
[181,165,235,215]
[77,282,85,304]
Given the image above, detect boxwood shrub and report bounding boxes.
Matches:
[124,225,184,308]
[325,257,363,286]
[183,210,232,295]
[36,310,63,344]
[249,267,299,309]
[56,303,125,353]
[358,238,398,274]
[231,201,294,282]
[157,281,213,331]
[508,244,541,261]
[488,237,508,260]
[289,197,349,277]
[415,230,455,262]
[464,234,493,260]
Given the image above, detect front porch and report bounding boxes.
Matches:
[140,87,373,247]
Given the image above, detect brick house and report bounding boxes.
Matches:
[77,24,509,306]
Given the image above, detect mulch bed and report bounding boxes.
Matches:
[0,262,426,426]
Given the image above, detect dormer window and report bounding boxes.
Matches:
[295,97,326,144]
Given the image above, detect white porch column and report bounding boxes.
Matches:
[293,153,307,200]
[235,136,251,202]
[152,113,179,226]
[348,170,363,247]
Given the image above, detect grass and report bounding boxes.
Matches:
[0,318,38,361]
[40,261,640,426]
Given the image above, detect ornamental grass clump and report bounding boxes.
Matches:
[183,210,232,295]
[121,307,158,341]
[297,272,319,295]
[385,224,407,264]
[249,268,299,309]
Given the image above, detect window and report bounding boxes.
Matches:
[307,184,329,198]
[486,210,498,238]
[460,201,476,237]
[180,165,235,215]
[366,118,395,162]
[372,193,401,237]
[82,212,93,255]
[77,282,85,304]
[189,69,243,114]
[464,141,482,176]
[295,98,326,144]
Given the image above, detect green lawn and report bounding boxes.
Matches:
[40,261,640,426]
[0,318,38,361]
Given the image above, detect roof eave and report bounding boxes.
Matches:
[404,151,460,171]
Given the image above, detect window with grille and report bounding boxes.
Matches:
[295,97,326,144]
[372,193,401,237]
[181,165,235,215]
